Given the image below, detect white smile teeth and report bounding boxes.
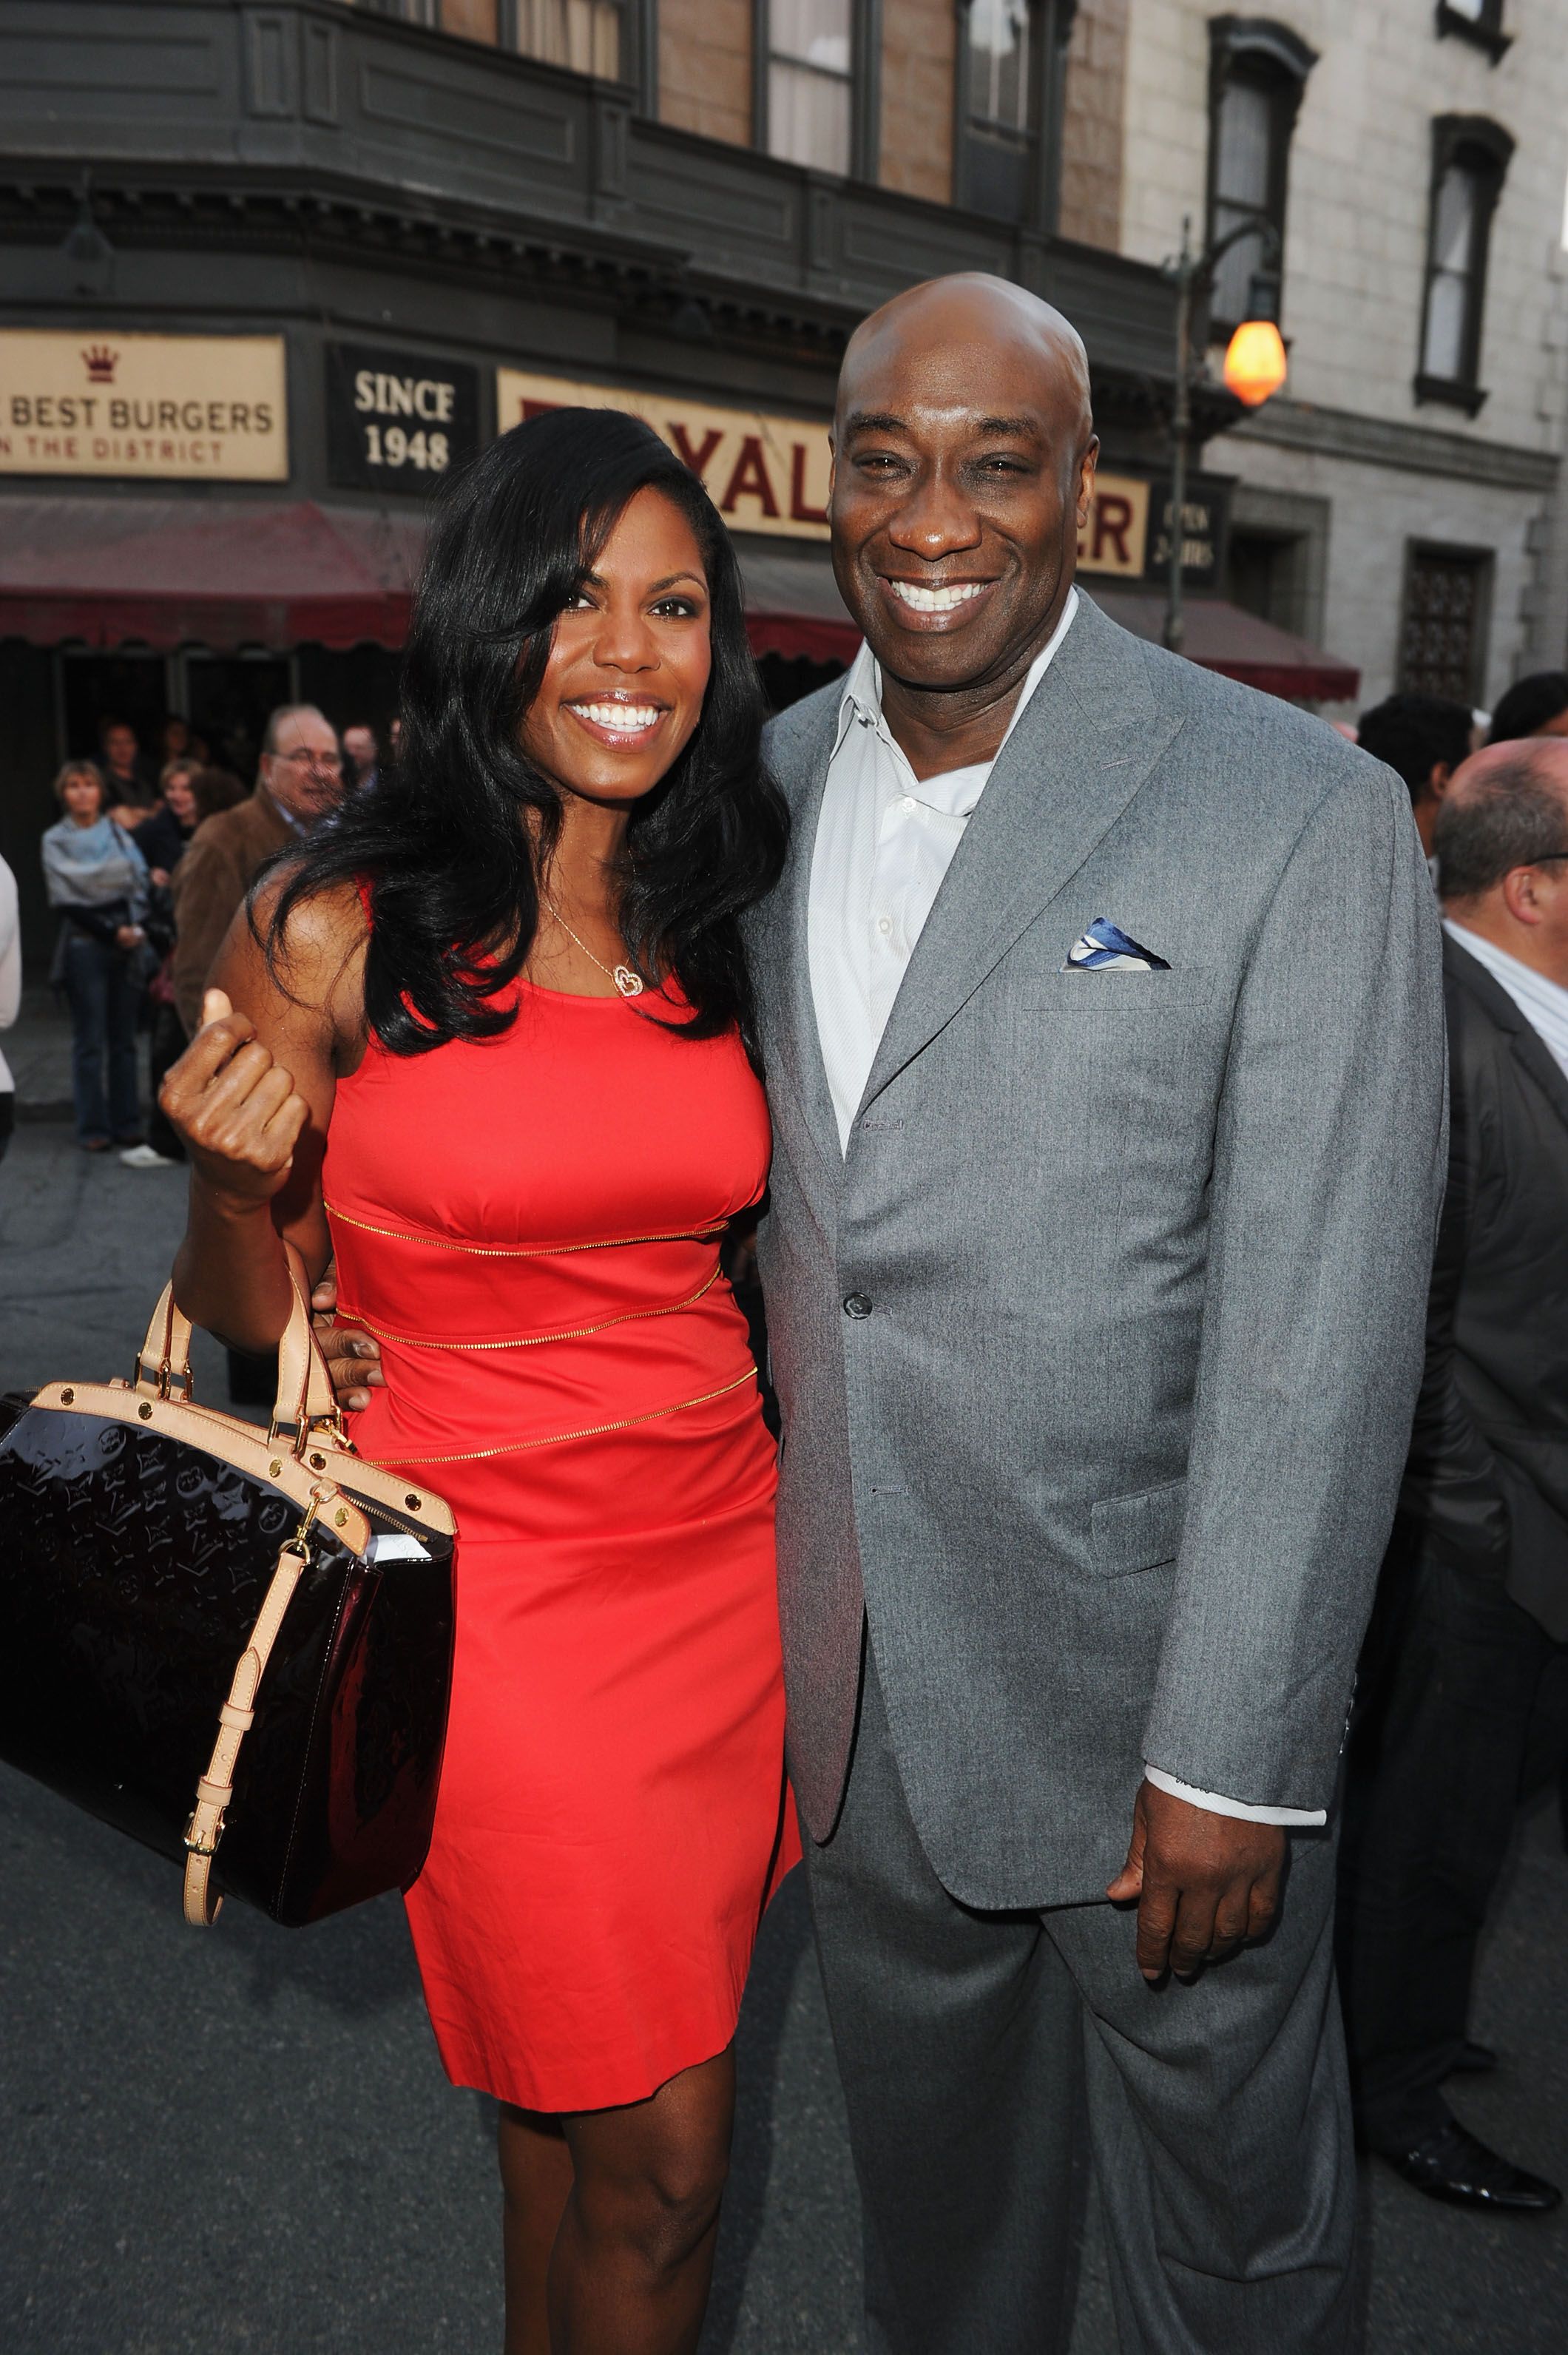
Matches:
[573,703,662,732]
[888,580,987,613]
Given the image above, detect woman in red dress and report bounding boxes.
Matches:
[161,410,795,2354]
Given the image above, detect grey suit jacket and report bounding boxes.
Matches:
[750,593,1447,1910]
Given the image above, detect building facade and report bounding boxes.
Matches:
[6,1,1507,963]
[1076,0,1568,717]
[3,0,1231,960]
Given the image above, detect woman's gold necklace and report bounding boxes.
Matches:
[542,896,644,999]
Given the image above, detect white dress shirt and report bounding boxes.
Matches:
[1444,919,1568,1078]
[805,587,1322,1830]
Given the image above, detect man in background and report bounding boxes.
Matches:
[1356,692,1474,861]
[169,703,342,1400]
[341,723,380,795]
[170,703,342,1039]
[98,717,157,828]
[1342,737,1568,2214]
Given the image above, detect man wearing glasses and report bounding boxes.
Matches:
[170,704,344,1040]
[1342,736,1568,2215]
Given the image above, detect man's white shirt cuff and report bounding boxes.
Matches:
[1144,1765,1327,1828]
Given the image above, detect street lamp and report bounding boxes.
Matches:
[1162,214,1288,655]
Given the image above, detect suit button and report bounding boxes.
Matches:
[843,1293,873,1320]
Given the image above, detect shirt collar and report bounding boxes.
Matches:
[1444,918,1568,1022]
[835,586,1080,771]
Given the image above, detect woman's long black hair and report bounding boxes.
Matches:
[266,408,788,1057]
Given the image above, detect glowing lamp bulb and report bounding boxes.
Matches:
[1223,318,1288,408]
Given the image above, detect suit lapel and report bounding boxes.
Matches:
[766,692,845,1184]
[1447,934,1568,1136]
[857,596,1183,1123]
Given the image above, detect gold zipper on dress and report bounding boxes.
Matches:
[324,1203,727,1260]
[368,1369,757,1467]
[339,1266,722,1353]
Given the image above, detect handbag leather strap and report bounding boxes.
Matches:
[138,1246,336,1439]
[181,1501,320,1927]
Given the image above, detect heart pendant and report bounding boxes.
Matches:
[613,967,644,998]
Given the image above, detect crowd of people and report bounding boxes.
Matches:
[32,709,383,1165]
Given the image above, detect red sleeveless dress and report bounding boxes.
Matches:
[322,973,797,2114]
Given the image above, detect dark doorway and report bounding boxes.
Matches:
[183,653,294,782]
[60,649,167,767]
[756,651,847,715]
[297,645,403,755]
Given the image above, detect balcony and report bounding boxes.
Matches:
[0,0,1180,391]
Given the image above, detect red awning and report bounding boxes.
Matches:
[0,499,1354,699]
[1091,587,1360,703]
[735,542,861,665]
[0,496,424,652]
[0,496,866,664]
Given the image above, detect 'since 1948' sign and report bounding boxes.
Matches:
[326,345,480,493]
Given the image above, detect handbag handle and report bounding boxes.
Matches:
[137,1246,339,1447]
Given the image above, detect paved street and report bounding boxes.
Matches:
[2,1105,1567,2353]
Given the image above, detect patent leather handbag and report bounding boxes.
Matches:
[0,1260,456,1928]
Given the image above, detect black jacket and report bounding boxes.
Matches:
[1401,930,1568,1635]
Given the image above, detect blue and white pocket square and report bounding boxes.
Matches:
[1063,917,1171,973]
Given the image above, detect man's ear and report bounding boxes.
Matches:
[1429,762,1453,799]
[1075,436,1101,533]
[1501,864,1547,927]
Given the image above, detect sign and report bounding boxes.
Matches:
[0,331,287,480]
[326,342,479,494]
[496,368,834,541]
[1143,472,1232,588]
[1077,473,1150,578]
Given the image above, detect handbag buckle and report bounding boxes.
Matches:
[183,1810,223,1857]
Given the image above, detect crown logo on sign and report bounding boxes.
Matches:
[81,345,118,383]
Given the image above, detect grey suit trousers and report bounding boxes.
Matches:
[804,1649,1359,2355]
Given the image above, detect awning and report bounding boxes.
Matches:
[734,541,860,665]
[0,495,865,665]
[0,497,425,651]
[1090,587,1359,703]
[0,499,1354,699]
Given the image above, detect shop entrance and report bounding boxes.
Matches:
[183,652,294,781]
[60,650,169,768]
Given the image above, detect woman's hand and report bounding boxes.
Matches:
[311,1262,385,1413]
[160,987,311,1206]
[114,923,145,950]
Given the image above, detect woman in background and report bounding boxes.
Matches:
[125,759,205,1170]
[41,760,150,1152]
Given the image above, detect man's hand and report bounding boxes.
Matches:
[310,1261,385,1413]
[1106,1780,1285,1984]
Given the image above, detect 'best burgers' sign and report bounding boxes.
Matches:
[0,331,288,481]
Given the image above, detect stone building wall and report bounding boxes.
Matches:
[879,0,958,205]
[659,0,753,147]
[1060,0,1129,251]
[1115,0,1568,707]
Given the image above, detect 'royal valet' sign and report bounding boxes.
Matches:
[0,331,288,481]
[496,368,834,544]
[496,365,1156,577]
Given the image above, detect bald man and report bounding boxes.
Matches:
[1342,739,1568,2217]
[744,274,1446,2350]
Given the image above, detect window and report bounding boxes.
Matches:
[1206,19,1317,331]
[763,1,854,175]
[1416,117,1513,414]
[958,1,1034,223]
[501,0,622,78]
[1435,1,1511,65]
[1399,545,1493,703]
